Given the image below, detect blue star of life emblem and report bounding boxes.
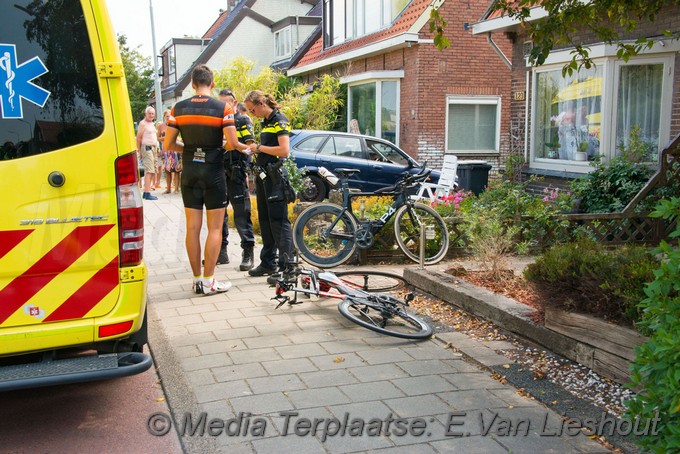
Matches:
[0,43,50,119]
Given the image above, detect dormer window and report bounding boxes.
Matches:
[167,46,175,76]
[275,27,292,60]
[323,0,410,48]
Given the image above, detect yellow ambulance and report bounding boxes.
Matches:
[0,0,151,390]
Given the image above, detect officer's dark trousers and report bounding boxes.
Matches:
[221,164,255,249]
[255,174,294,270]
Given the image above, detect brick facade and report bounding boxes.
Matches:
[508,5,680,165]
[292,0,513,173]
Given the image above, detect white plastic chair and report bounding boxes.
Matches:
[414,154,458,202]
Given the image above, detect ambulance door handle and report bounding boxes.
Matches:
[48,171,65,188]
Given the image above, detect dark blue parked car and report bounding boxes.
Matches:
[289,130,440,202]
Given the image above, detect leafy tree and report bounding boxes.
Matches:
[118,35,154,122]
[213,57,343,131]
[213,56,283,102]
[432,0,680,74]
[301,75,343,131]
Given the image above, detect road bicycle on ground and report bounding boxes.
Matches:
[293,166,450,268]
[272,263,432,340]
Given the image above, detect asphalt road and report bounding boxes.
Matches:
[0,363,182,454]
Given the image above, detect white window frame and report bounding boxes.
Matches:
[274,27,292,60]
[445,96,501,154]
[343,71,403,145]
[324,0,397,48]
[167,45,175,77]
[529,42,676,173]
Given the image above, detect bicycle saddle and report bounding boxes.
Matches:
[334,168,361,177]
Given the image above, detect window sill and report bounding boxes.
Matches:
[448,150,500,155]
[524,167,584,179]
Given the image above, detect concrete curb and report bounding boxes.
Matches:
[147,302,218,454]
[405,267,583,364]
[405,267,640,453]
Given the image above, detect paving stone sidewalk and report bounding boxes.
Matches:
[143,193,610,453]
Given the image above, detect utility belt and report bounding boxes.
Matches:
[224,149,249,167]
[253,159,296,203]
[183,147,223,164]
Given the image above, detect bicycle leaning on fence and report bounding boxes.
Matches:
[293,165,450,268]
[272,263,433,340]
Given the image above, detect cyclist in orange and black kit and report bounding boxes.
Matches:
[164,65,251,295]
[243,90,295,283]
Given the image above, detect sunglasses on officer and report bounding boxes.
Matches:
[246,102,259,115]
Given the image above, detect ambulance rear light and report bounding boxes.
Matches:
[115,153,144,267]
[122,229,143,239]
[99,320,134,338]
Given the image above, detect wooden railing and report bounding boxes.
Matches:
[560,132,680,245]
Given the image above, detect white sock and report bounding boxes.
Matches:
[202,276,214,286]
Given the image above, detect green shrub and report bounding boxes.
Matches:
[458,178,572,249]
[524,237,658,325]
[570,127,655,214]
[461,202,519,280]
[626,197,680,453]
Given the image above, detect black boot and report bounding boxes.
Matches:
[240,245,254,271]
[217,245,229,265]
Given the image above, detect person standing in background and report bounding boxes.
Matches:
[136,106,158,200]
[217,89,256,271]
[157,109,179,193]
[243,90,295,283]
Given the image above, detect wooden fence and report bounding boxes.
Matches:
[560,132,680,245]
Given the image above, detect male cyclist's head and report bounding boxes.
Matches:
[191,64,214,89]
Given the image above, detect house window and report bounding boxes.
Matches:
[531,50,673,171]
[615,63,664,162]
[446,97,500,153]
[323,0,409,48]
[275,27,292,59]
[348,80,400,144]
[168,46,175,77]
[534,66,602,162]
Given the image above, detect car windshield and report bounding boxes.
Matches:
[366,139,411,166]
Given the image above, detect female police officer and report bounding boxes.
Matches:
[243,90,295,282]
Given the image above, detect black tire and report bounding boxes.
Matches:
[338,296,432,339]
[394,203,449,265]
[293,202,358,268]
[334,270,407,292]
[299,174,327,202]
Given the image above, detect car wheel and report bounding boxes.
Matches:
[300,174,327,202]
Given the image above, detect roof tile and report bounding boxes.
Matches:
[294,0,431,68]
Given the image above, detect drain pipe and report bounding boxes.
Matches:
[487,32,512,70]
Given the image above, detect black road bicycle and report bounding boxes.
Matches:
[273,265,432,340]
[293,166,450,268]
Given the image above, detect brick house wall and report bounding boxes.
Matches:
[509,4,680,162]
[294,0,513,173]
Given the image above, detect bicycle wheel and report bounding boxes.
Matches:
[394,202,449,265]
[338,296,432,339]
[293,202,358,268]
[334,270,407,293]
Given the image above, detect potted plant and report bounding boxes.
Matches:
[545,141,560,159]
[574,141,588,161]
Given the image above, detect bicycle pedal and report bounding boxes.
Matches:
[272,295,290,309]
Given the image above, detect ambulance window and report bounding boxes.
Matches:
[0,0,104,161]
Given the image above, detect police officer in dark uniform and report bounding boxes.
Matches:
[243,90,295,281]
[217,89,256,271]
